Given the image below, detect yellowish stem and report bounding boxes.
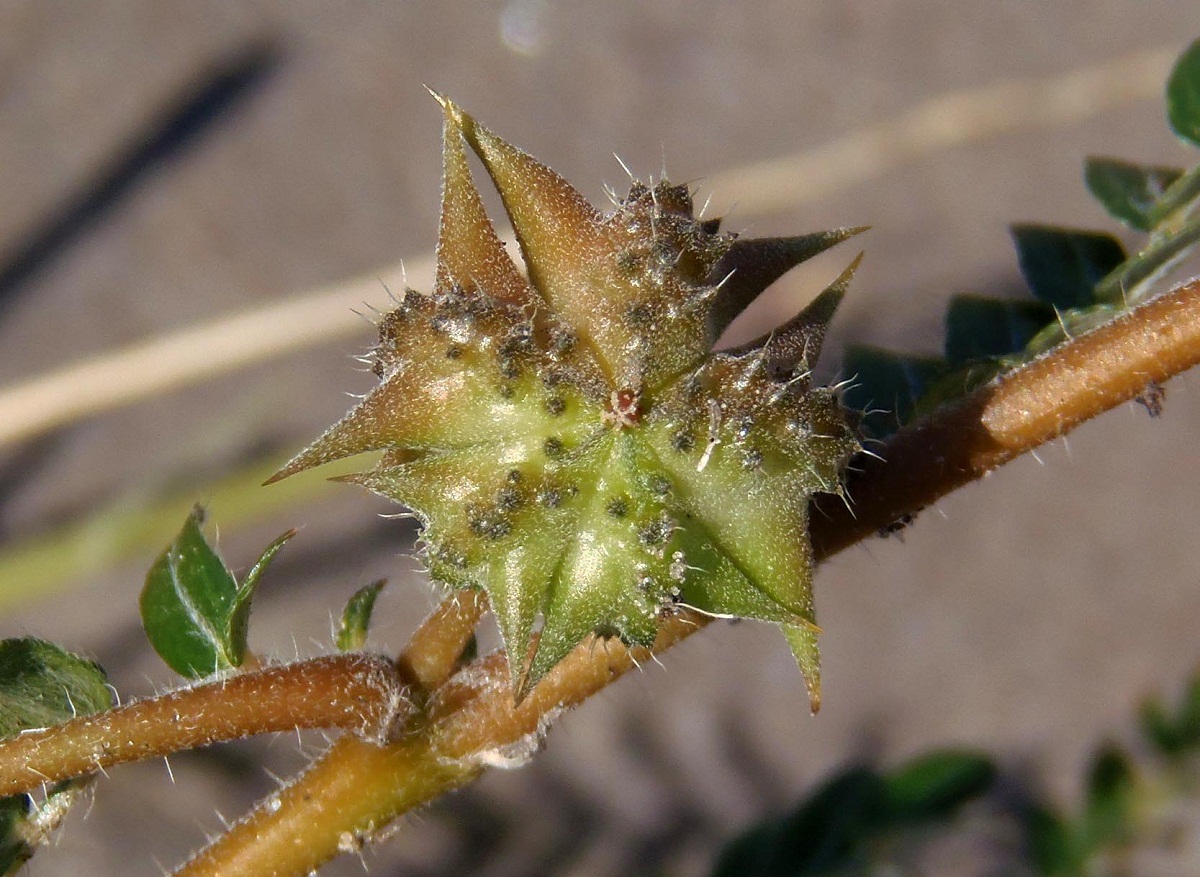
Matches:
[175,734,477,877]
[173,275,1200,877]
[810,277,1200,556]
[0,654,407,797]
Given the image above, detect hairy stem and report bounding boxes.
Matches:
[174,735,478,877]
[174,584,492,877]
[174,275,1200,877]
[397,589,488,692]
[810,276,1200,556]
[173,612,705,877]
[0,654,408,797]
[1,277,1196,873]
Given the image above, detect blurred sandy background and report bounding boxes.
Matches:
[1,3,1199,875]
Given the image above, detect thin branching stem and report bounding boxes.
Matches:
[0,654,408,798]
[173,612,705,877]
[174,583,492,877]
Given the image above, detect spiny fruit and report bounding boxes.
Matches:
[271,95,862,709]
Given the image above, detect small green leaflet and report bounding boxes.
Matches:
[335,579,386,652]
[1167,38,1200,147]
[1083,158,1183,231]
[944,295,1054,365]
[140,506,294,678]
[1011,225,1125,310]
[0,638,115,874]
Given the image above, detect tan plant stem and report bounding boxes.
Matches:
[174,735,477,877]
[0,46,1171,451]
[2,275,1197,874]
[810,276,1200,557]
[0,654,408,798]
[175,580,493,877]
[397,589,488,691]
[173,612,705,877]
[173,275,1200,877]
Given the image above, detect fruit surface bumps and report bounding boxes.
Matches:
[272,96,862,707]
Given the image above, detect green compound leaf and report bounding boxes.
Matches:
[0,638,114,874]
[1011,225,1126,310]
[271,96,860,705]
[336,579,387,651]
[141,506,292,678]
[1167,38,1200,147]
[1084,158,1183,231]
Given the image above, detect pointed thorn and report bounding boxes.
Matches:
[725,252,862,373]
[706,226,868,342]
[424,85,456,117]
[456,107,604,315]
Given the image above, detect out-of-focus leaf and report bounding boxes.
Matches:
[0,796,33,875]
[0,638,112,738]
[883,750,996,822]
[1167,38,1200,147]
[1081,746,1135,849]
[711,767,886,876]
[1140,670,1200,756]
[1084,158,1183,231]
[1140,696,1184,755]
[141,507,291,678]
[713,751,997,877]
[1012,225,1126,310]
[336,579,386,652]
[944,295,1055,365]
[843,346,951,438]
[1175,671,1200,747]
[0,639,112,874]
[1025,806,1082,876]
